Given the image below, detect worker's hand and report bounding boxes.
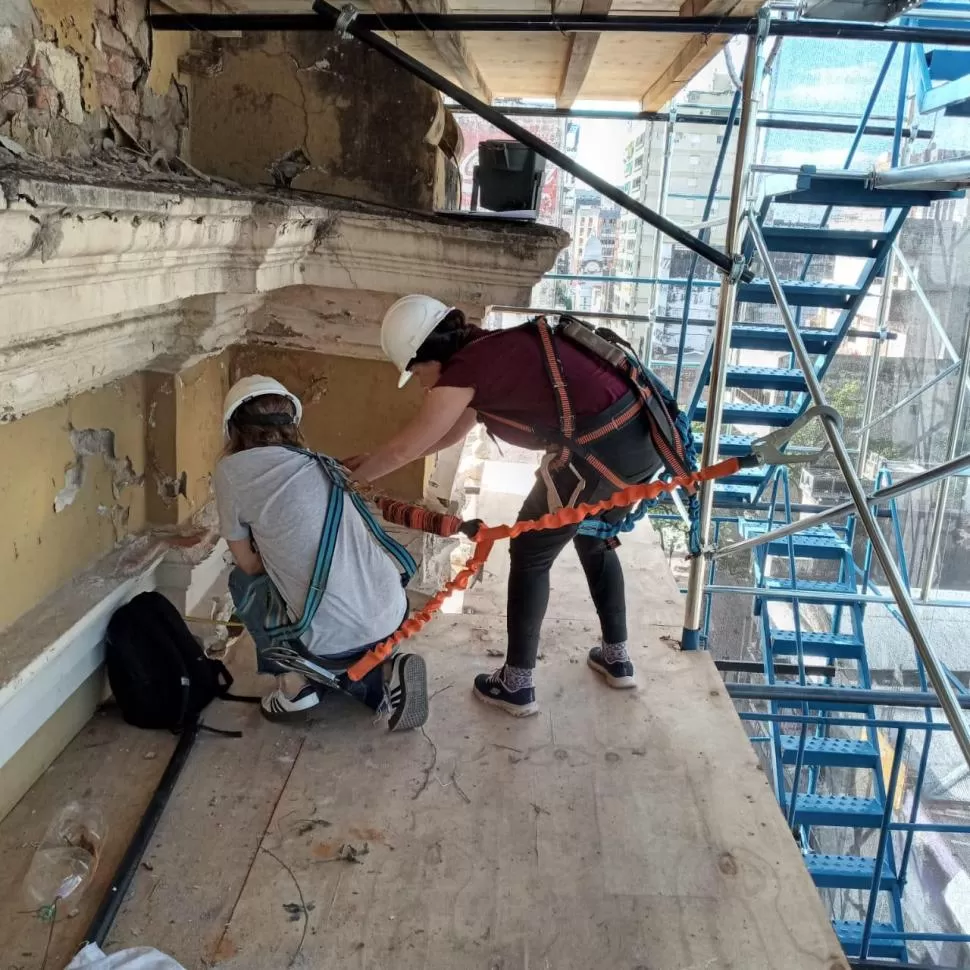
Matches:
[342,453,370,472]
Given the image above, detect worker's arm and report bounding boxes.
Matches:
[227,537,265,576]
[421,407,478,457]
[352,385,475,484]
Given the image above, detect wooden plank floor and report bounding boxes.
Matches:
[0,459,849,970]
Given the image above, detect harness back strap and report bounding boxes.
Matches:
[263,449,416,645]
[534,316,576,470]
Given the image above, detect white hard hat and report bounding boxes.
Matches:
[223,375,303,439]
[381,294,455,388]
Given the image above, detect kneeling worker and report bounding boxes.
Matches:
[215,375,429,731]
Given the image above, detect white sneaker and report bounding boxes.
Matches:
[260,683,326,722]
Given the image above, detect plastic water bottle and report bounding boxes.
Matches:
[22,802,106,910]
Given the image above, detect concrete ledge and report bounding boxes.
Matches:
[0,526,227,819]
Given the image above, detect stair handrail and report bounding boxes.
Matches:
[746,209,970,771]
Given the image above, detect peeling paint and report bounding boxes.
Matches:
[53,426,144,513]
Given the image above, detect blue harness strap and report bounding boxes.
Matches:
[262,449,416,646]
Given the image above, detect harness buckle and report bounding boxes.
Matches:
[748,405,842,468]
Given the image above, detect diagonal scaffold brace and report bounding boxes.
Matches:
[342,406,840,681]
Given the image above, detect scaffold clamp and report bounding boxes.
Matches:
[334,3,360,38]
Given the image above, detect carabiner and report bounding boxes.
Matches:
[748,405,843,467]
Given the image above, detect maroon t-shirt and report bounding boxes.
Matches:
[434,325,629,450]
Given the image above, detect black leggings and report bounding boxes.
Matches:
[505,403,662,670]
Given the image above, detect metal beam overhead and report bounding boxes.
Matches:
[148,9,970,46]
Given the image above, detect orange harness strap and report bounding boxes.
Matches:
[345,456,742,683]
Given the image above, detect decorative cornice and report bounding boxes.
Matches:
[0,172,567,418]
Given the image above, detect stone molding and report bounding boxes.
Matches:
[0,173,567,419]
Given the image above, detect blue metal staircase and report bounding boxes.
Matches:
[905,3,970,116]
[688,167,961,510]
[687,170,968,962]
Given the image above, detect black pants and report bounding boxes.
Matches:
[505,394,662,670]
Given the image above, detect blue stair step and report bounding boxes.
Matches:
[725,365,807,392]
[783,793,885,828]
[779,734,879,768]
[695,401,800,428]
[712,483,759,507]
[926,48,970,83]
[804,852,898,890]
[739,279,861,309]
[764,577,858,602]
[740,521,849,560]
[730,323,838,353]
[922,71,970,115]
[694,432,758,457]
[721,468,766,488]
[768,629,865,660]
[834,919,908,961]
[760,226,889,258]
[779,177,961,209]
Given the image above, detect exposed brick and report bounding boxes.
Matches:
[106,53,137,86]
[96,18,130,53]
[98,84,120,111]
[116,89,140,115]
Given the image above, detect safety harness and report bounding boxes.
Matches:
[478,315,703,552]
[232,448,416,686]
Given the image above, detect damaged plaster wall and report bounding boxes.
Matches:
[144,351,230,528]
[189,30,457,210]
[0,371,148,631]
[0,0,189,158]
[231,345,430,501]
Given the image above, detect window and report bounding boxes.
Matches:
[690,134,701,145]
[687,177,698,188]
[689,155,700,166]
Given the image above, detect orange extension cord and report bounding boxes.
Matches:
[345,455,745,682]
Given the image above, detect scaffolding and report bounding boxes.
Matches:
[154,2,970,966]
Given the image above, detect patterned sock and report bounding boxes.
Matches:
[601,640,630,664]
[500,664,534,692]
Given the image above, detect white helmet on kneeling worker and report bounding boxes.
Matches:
[222,375,303,444]
[381,294,459,388]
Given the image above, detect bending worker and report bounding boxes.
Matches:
[215,375,429,731]
[347,295,683,718]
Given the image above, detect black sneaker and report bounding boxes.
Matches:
[386,653,429,732]
[473,669,539,717]
[587,646,637,689]
[261,683,326,722]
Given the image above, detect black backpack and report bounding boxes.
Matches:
[106,591,255,733]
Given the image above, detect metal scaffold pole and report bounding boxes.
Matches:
[681,17,769,650]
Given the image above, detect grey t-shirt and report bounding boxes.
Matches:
[214,447,407,657]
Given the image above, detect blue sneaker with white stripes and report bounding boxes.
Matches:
[386,653,429,732]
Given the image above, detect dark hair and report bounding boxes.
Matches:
[226,394,305,455]
[409,309,480,370]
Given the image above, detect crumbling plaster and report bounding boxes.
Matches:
[0,0,189,159]
[189,30,456,210]
[0,371,148,631]
[0,168,568,421]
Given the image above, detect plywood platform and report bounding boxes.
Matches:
[0,460,848,970]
